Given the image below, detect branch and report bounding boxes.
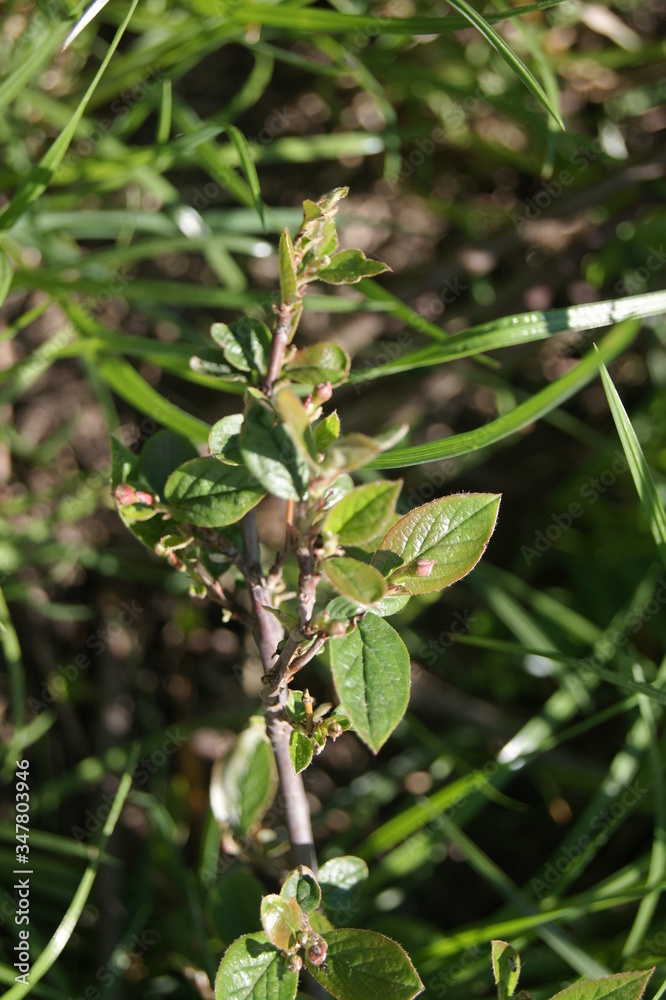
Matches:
[240,510,318,873]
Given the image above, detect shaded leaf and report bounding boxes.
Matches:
[210,719,278,839]
[325,557,388,605]
[373,494,501,595]
[330,615,410,752]
[281,866,322,913]
[325,433,381,472]
[164,457,265,527]
[307,928,423,1000]
[137,429,198,496]
[240,392,310,501]
[211,318,272,375]
[324,480,401,545]
[326,593,411,620]
[207,868,265,943]
[318,249,390,285]
[284,343,351,387]
[215,932,298,1000]
[209,413,244,466]
[318,856,368,923]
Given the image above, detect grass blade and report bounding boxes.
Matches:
[351,289,666,382]
[370,319,640,469]
[218,122,265,229]
[445,0,563,127]
[599,359,666,567]
[0,0,140,232]
[226,0,565,35]
[2,745,140,1000]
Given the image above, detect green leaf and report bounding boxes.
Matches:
[315,411,341,452]
[207,868,266,943]
[325,433,381,473]
[599,361,666,567]
[284,343,351,387]
[289,730,315,774]
[492,941,521,1000]
[318,249,390,285]
[209,414,244,466]
[211,318,272,375]
[274,389,318,462]
[240,392,310,501]
[210,719,278,839]
[0,247,13,307]
[323,473,355,509]
[215,932,298,1000]
[548,969,654,1000]
[281,866,322,913]
[110,437,139,490]
[326,593,411,620]
[260,894,305,951]
[325,557,388,605]
[373,494,501,595]
[307,929,423,1000]
[318,856,369,922]
[324,481,401,545]
[137,430,198,497]
[164,457,265,527]
[279,228,300,306]
[330,615,410,752]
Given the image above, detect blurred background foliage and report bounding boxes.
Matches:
[0,0,666,996]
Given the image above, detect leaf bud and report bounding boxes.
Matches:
[307,934,328,966]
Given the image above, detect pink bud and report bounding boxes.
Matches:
[113,484,136,505]
[313,381,333,404]
[134,490,154,505]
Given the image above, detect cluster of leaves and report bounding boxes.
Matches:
[113,187,501,767]
[491,941,653,1000]
[215,860,424,1000]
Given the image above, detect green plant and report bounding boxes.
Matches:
[112,187,500,995]
[491,941,653,1000]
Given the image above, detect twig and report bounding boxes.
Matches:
[240,509,318,873]
[260,304,295,395]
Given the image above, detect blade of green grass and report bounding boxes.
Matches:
[351,289,666,381]
[2,744,140,1000]
[0,247,12,307]
[622,662,666,957]
[0,0,140,233]
[370,319,640,468]
[445,0,563,127]
[225,0,566,36]
[599,359,666,567]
